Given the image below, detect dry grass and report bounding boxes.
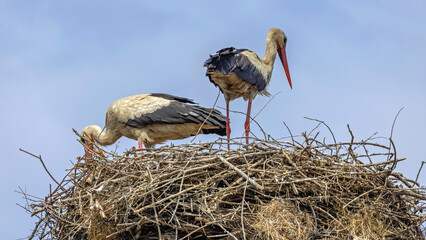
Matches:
[251,199,314,240]
[19,130,426,239]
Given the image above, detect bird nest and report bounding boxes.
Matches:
[20,130,426,239]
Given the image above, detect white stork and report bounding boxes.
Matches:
[81,93,226,157]
[204,28,292,149]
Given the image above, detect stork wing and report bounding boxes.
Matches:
[125,100,226,132]
[204,47,267,91]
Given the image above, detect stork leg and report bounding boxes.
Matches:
[226,100,231,150]
[134,141,143,155]
[244,99,252,145]
[138,140,151,153]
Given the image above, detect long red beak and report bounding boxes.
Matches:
[277,44,292,89]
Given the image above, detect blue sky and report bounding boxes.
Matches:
[1,1,426,238]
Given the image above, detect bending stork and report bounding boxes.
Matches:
[204,28,292,149]
[81,93,226,157]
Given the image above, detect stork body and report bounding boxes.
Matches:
[204,28,292,149]
[81,93,226,156]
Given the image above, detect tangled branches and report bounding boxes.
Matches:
[20,131,425,239]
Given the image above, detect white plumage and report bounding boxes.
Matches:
[81,93,226,157]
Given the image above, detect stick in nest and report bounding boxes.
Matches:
[19,123,426,240]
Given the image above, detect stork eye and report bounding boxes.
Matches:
[284,38,287,44]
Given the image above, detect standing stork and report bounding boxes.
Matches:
[80,93,226,157]
[204,28,292,149]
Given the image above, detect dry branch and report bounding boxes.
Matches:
[19,131,426,239]
[217,156,263,191]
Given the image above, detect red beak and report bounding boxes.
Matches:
[84,143,93,159]
[277,43,292,89]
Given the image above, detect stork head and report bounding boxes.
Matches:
[80,137,93,159]
[80,125,100,159]
[268,28,292,89]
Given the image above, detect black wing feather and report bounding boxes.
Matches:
[149,93,195,104]
[204,47,267,92]
[125,101,226,136]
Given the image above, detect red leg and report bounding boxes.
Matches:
[226,100,231,150]
[138,141,152,153]
[136,141,143,155]
[244,100,252,145]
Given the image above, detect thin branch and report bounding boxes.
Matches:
[191,89,221,143]
[303,117,337,144]
[218,107,268,140]
[388,107,403,160]
[217,156,263,191]
[282,121,295,145]
[416,161,425,182]
[251,91,281,120]
[389,107,404,141]
[19,148,66,192]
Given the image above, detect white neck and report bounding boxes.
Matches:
[262,37,278,66]
[81,125,120,146]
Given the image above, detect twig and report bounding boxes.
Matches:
[346,124,358,164]
[252,91,281,120]
[240,181,247,240]
[28,217,44,240]
[217,156,263,191]
[218,107,268,140]
[389,107,404,142]
[387,107,403,165]
[191,90,221,143]
[282,121,295,145]
[388,138,398,172]
[304,117,337,144]
[19,148,66,192]
[416,161,425,183]
[135,183,204,213]
[391,190,426,200]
